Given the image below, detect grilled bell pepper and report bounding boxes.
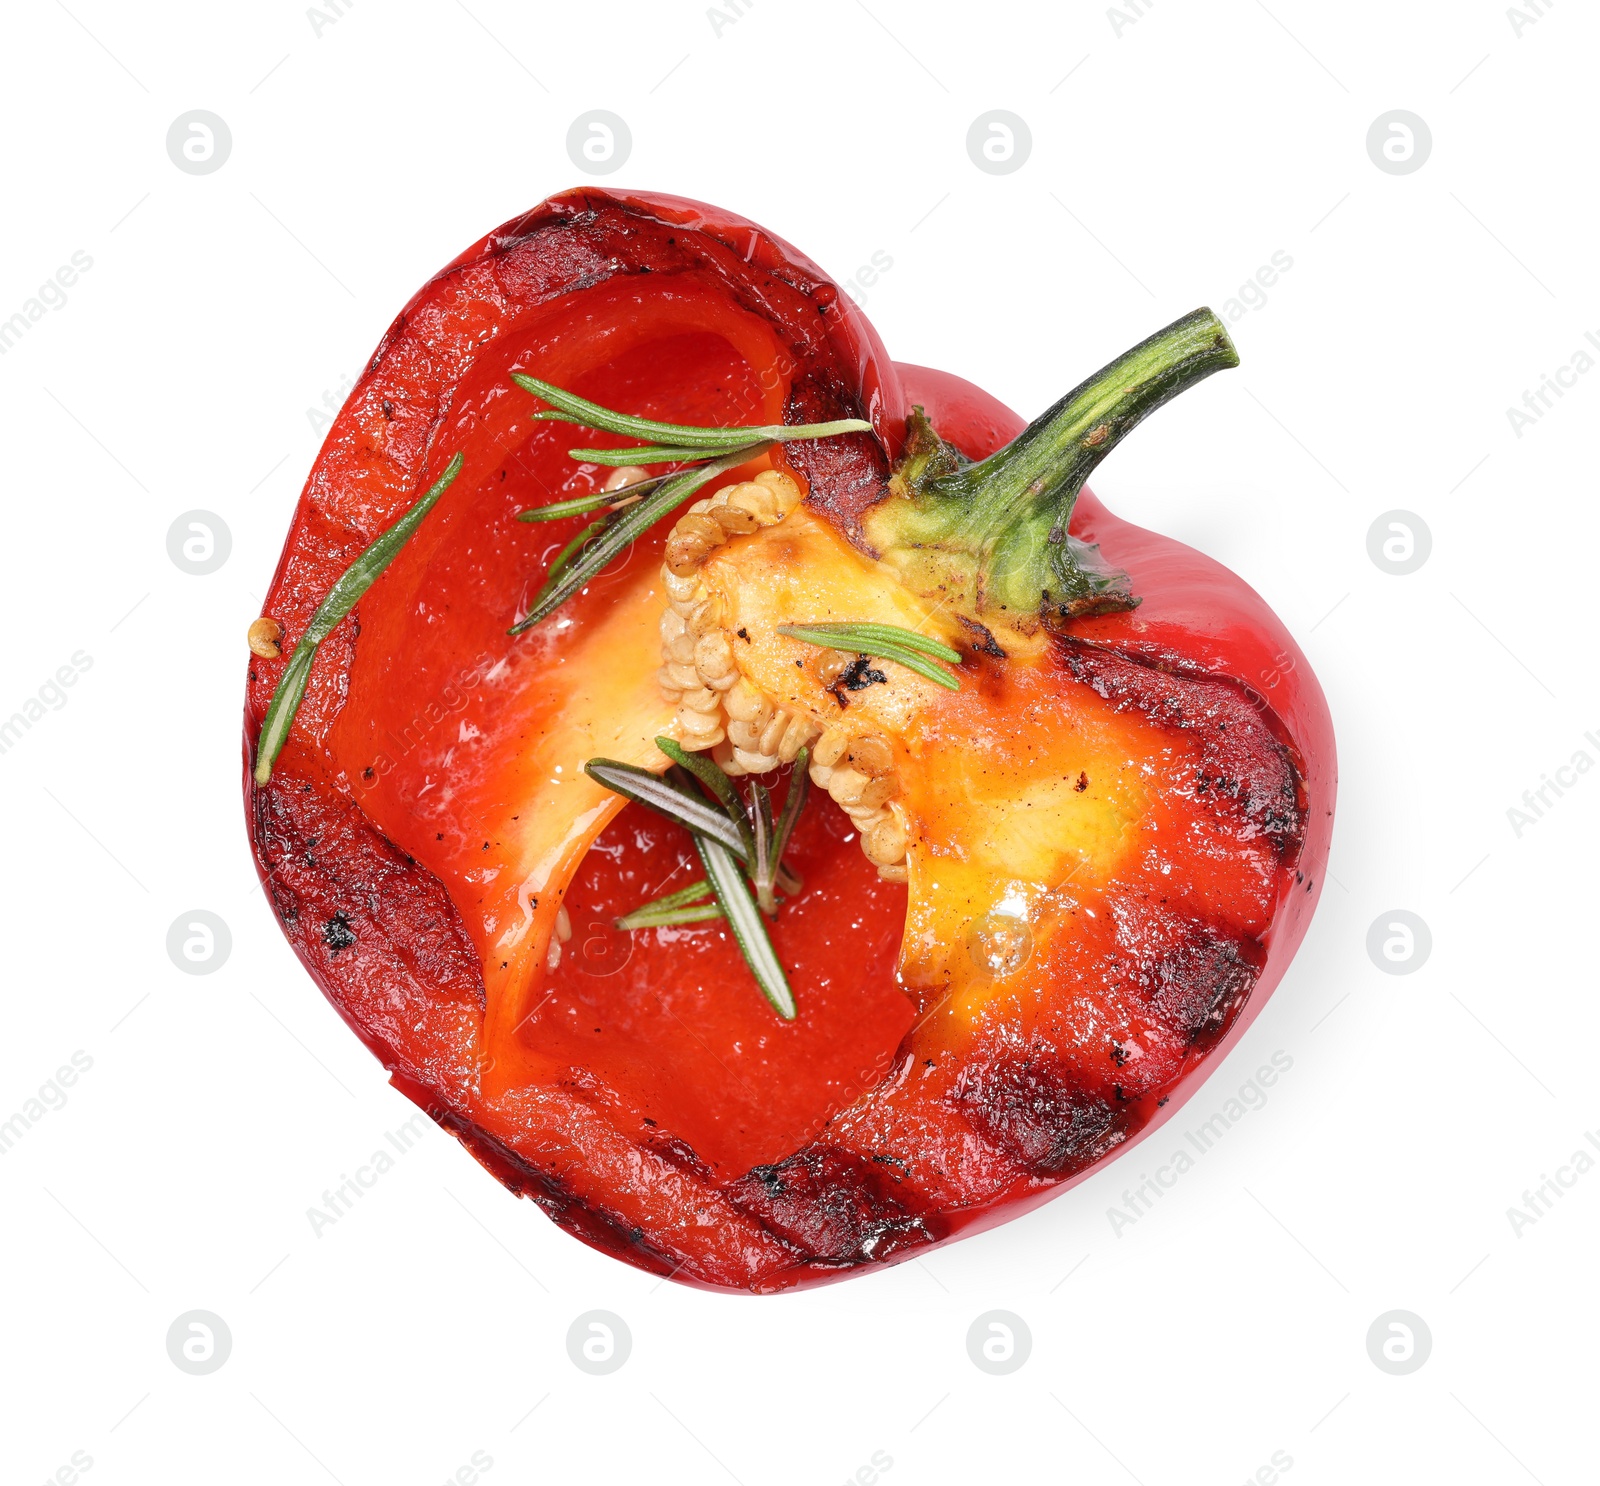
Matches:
[244,188,1335,1292]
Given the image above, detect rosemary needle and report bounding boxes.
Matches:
[614,879,721,931]
[512,373,871,448]
[508,374,874,631]
[585,744,811,1019]
[777,621,963,691]
[253,452,464,786]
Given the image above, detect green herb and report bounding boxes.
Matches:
[695,832,795,1020]
[653,736,802,914]
[776,620,963,691]
[582,758,751,861]
[620,900,725,930]
[511,443,765,634]
[654,736,756,860]
[511,373,871,449]
[517,475,671,523]
[542,514,613,588]
[586,740,811,1018]
[253,452,464,786]
[614,879,721,930]
[567,445,736,468]
[508,375,875,632]
[749,746,808,916]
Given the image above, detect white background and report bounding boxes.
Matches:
[1,1,1595,1482]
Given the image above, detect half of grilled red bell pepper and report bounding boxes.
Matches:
[244,188,1335,1292]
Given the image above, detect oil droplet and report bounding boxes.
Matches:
[967,907,1033,978]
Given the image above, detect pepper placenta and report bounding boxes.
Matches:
[244,189,1335,1292]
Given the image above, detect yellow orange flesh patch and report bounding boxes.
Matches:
[894,671,1155,1020]
[698,508,1153,1023]
[696,507,958,735]
[473,571,676,1067]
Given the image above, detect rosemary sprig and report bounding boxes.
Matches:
[655,737,803,912]
[253,452,464,786]
[750,783,775,915]
[567,445,730,467]
[622,901,724,929]
[511,443,765,634]
[614,879,721,930]
[582,759,751,861]
[517,474,671,523]
[511,373,871,449]
[777,621,963,691]
[542,514,614,588]
[585,741,810,1017]
[508,374,875,632]
[695,832,795,1020]
[750,746,808,915]
[582,749,804,899]
[654,736,756,862]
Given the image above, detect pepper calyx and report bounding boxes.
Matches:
[867,307,1239,632]
[885,405,970,499]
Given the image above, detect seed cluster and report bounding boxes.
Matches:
[656,469,813,766]
[655,468,909,883]
[807,729,908,883]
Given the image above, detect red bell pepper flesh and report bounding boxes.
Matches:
[246,191,1335,1291]
[329,312,920,1174]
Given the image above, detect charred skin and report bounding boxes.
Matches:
[244,191,1335,1292]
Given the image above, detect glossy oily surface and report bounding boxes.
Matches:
[245,190,1335,1291]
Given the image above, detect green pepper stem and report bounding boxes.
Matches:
[870,308,1238,625]
[942,308,1235,527]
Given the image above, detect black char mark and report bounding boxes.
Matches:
[1055,636,1305,855]
[393,1075,684,1282]
[252,758,487,1011]
[957,614,1008,659]
[729,1147,943,1266]
[1111,902,1268,1047]
[950,1055,1131,1178]
[842,656,887,690]
[323,912,356,951]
